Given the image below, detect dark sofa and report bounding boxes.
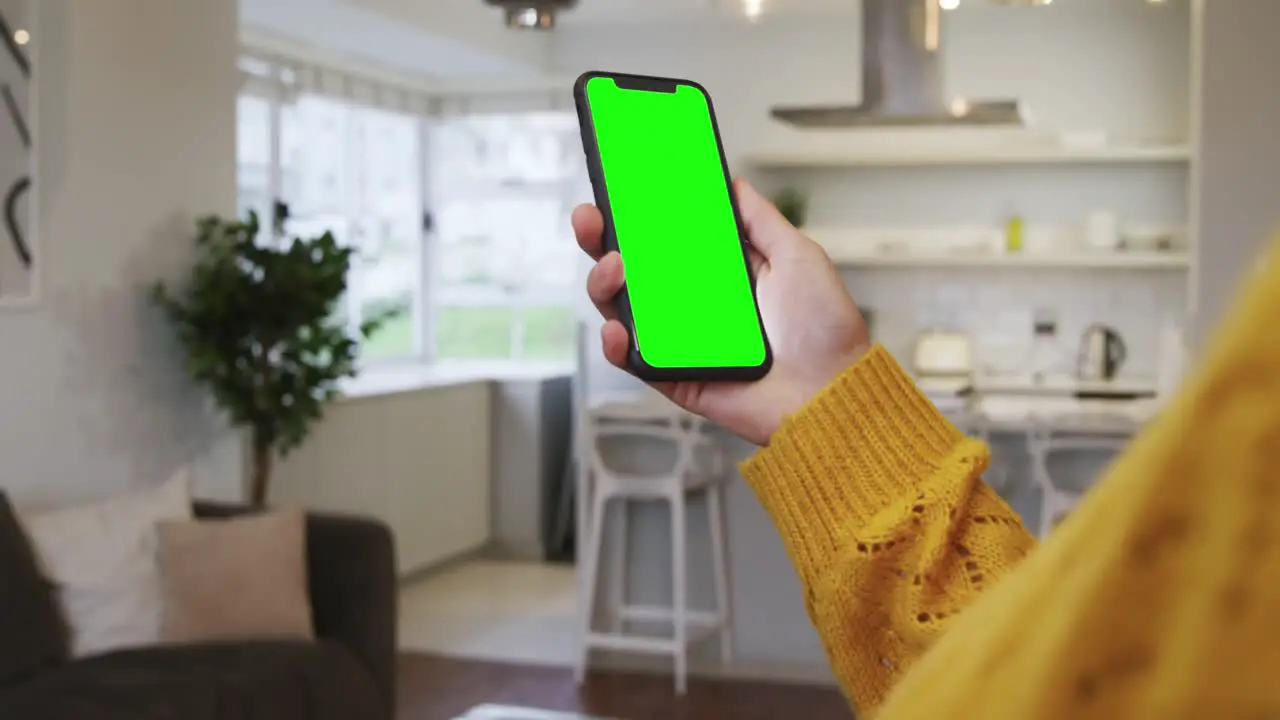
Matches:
[0,499,397,720]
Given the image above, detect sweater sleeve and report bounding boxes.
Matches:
[741,345,1037,712]
[864,238,1280,719]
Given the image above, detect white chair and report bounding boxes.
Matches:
[572,390,734,695]
[570,394,732,691]
[1027,427,1129,538]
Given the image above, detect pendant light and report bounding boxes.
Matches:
[484,0,579,29]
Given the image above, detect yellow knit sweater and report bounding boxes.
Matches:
[743,241,1280,717]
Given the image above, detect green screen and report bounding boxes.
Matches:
[585,77,766,369]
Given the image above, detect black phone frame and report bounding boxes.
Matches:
[573,70,773,383]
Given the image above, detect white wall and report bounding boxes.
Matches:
[944,0,1189,143]
[1189,0,1280,350]
[0,0,242,507]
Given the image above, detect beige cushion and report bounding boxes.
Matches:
[157,508,314,643]
[21,471,192,658]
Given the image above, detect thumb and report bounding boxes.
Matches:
[734,178,798,260]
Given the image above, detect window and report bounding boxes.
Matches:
[280,96,423,361]
[236,94,272,225]
[428,112,583,362]
[234,56,580,368]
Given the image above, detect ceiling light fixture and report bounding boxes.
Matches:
[484,0,579,30]
[939,0,960,10]
[743,0,766,22]
[13,29,29,45]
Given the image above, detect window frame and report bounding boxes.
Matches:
[422,110,582,364]
[235,55,579,370]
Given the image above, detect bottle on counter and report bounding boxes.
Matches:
[1023,306,1068,382]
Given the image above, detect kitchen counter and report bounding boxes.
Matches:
[953,394,1159,435]
[924,372,1162,435]
[939,381,1156,533]
[972,374,1158,398]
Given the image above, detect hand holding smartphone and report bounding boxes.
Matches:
[574,71,772,383]
[573,71,872,445]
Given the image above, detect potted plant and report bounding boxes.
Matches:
[152,211,394,506]
[772,187,808,229]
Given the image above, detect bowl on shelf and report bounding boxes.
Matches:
[1119,226,1180,253]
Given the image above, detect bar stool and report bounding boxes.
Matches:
[1027,425,1129,538]
[573,391,733,695]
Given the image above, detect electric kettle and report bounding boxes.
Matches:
[1078,325,1127,381]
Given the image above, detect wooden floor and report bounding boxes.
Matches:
[397,653,853,720]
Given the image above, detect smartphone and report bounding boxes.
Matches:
[574,71,772,383]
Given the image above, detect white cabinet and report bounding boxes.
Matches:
[489,375,573,560]
[271,381,493,576]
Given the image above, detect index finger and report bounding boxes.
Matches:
[572,203,606,260]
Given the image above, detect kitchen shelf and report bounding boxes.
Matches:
[744,144,1191,169]
[822,250,1191,270]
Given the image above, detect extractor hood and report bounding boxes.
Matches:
[771,0,1027,128]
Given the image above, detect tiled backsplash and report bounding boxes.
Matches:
[577,261,1189,389]
[844,267,1188,378]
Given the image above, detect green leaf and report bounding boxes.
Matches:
[152,211,383,469]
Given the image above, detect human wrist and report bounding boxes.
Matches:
[760,342,872,445]
[768,343,950,441]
